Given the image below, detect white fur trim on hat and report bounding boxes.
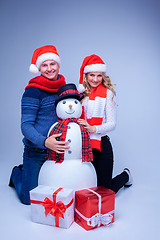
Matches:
[29,64,39,75]
[36,52,61,69]
[77,84,85,93]
[84,63,106,74]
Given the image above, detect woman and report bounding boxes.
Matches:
[78,54,132,193]
[9,45,69,205]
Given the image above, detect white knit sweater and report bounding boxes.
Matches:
[82,89,116,138]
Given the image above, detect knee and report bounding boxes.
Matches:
[20,191,31,205]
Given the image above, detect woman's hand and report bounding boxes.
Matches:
[78,119,96,133]
[45,133,70,154]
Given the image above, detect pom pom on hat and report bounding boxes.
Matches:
[77,84,85,93]
[29,64,39,75]
[78,54,106,92]
[29,45,61,75]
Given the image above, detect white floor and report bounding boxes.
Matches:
[0,163,159,240]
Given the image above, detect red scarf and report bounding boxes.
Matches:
[47,118,93,163]
[81,84,107,151]
[25,74,66,92]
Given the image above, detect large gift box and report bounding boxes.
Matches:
[75,186,115,231]
[30,185,74,228]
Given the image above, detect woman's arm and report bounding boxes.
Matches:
[95,89,116,134]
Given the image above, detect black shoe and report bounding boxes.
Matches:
[9,164,23,188]
[9,166,16,187]
[18,164,23,170]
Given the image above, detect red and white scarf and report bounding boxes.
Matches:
[81,84,107,151]
[25,74,66,92]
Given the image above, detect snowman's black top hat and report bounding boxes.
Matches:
[55,83,82,106]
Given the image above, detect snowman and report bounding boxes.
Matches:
[38,83,97,191]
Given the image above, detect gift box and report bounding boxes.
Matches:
[75,186,115,230]
[30,185,74,228]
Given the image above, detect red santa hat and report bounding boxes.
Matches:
[78,54,107,93]
[29,45,61,74]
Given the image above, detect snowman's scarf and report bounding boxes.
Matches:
[47,118,93,163]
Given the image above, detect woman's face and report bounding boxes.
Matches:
[39,60,60,80]
[86,72,103,90]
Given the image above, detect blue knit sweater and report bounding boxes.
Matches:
[21,87,58,149]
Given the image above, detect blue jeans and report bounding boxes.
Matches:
[11,146,47,205]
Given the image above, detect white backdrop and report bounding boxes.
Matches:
[0,1,160,239]
[0,0,160,194]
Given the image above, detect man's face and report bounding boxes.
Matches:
[39,60,60,80]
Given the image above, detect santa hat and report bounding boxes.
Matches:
[78,54,107,93]
[29,45,61,74]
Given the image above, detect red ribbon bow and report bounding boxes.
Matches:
[31,188,73,227]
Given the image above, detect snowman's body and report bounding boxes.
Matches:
[38,98,97,191]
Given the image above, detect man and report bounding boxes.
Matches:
[9,45,69,205]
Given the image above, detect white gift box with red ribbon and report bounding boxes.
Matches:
[30,185,74,228]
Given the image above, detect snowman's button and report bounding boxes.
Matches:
[68,139,71,143]
[67,126,71,129]
[68,150,72,154]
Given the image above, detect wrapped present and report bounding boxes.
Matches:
[30,185,74,228]
[75,186,115,230]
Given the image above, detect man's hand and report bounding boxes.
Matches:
[45,133,70,154]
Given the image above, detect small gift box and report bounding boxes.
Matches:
[75,186,115,231]
[30,185,74,228]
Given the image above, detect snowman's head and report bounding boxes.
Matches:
[56,98,82,119]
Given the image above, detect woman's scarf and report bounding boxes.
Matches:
[83,84,107,151]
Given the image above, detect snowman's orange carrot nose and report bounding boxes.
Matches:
[69,104,72,108]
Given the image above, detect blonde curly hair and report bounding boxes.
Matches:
[82,73,116,97]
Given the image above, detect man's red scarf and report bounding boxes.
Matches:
[25,74,66,92]
[47,118,93,163]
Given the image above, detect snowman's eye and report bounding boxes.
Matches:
[62,100,66,104]
[74,100,78,104]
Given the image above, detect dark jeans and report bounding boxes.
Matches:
[92,136,128,193]
[11,146,47,205]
